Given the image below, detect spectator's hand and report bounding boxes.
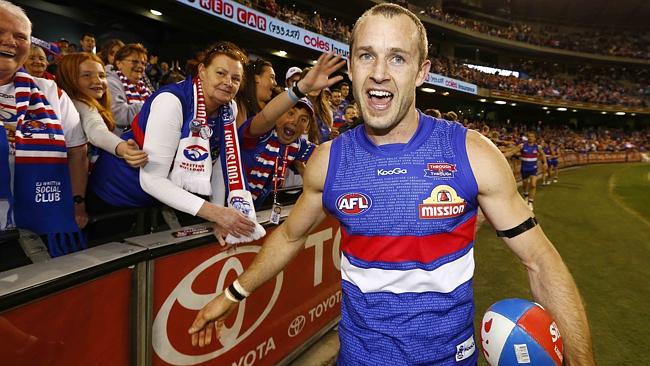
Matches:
[200,204,256,239]
[74,204,88,229]
[297,53,346,94]
[117,139,148,167]
[211,223,237,251]
[189,293,238,347]
[4,123,16,143]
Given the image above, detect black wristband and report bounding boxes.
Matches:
[228,283,246,301]
[292,84,306,99]
[496,217,538,238]
[73,195,85,205]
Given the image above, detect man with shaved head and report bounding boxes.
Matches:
[189,4,595,365]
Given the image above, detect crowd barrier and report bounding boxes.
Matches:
[0,150,643,365]
[0,207,343,366]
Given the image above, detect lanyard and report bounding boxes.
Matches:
[272,146,290,204]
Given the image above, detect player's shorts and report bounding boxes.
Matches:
[521,168,537,179]
[548,159,558,167]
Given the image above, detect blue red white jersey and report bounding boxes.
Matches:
[322,112,480,365]
[548,145,559,163]
[520,142,539,171]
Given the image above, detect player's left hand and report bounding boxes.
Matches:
[189,294,238,347]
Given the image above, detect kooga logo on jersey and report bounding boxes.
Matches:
[377,167,408,176]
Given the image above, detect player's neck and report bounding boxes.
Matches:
[365,108,419,145]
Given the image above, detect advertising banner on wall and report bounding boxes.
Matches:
[0,269,133,365]
[176,0,478,95]
[151,217,343,366]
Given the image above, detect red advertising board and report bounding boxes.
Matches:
[0,269,132,366]
[152,216,342,366]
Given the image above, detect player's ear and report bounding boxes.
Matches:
[415,59,431,87]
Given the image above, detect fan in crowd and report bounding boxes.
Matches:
[23,44,53,80]
[107,43,152,134]
[235,58,277,125]
[1,0,88,255]
[98,38,124,70]
[55,52,148,167]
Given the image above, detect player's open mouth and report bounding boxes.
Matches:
[367,89,393,110]
[0,50,16,58]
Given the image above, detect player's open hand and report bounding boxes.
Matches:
[189,294,238,347]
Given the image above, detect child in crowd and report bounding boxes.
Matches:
[56,53,147,167]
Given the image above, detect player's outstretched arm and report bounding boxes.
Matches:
[466,130,595,366]
[188,142,332,347]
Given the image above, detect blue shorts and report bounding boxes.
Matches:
[548,159,558,167]
[521,169,537,179]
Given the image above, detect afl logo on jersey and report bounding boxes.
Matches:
[336,193,372,215]
[419,185,467,219]
[183,145,209,162]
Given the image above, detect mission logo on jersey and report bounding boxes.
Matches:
[336,193,372,215]
[419,185,467,219]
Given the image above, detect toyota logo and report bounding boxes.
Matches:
[152,245,283,365]
[288,315,306,338]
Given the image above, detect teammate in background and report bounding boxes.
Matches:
[541,139,552,185]
[548,141,561,182]
[189,4,595,365]
[519,131,547,210]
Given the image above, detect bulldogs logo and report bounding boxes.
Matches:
[230,196,252,216]
[183,144,209,162]
[21,120,47,138]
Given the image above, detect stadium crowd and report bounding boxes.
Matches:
[431,57,649,107]
[235,0,650,108]
[1,0,648,266]
[234,0,352,43]
[422,3,650,60]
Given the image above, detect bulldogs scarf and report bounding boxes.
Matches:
[116,69,151,104]
[247,132,315,203]
[0,70,83,256]
[132,76,265,244]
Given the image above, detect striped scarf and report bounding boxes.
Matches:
[247,131,302,201]
[116,69,151,104]
[0,70,83,256]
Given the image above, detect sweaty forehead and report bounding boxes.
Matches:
[354,14,419,54]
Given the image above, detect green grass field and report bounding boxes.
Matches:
[473,162,650,365]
